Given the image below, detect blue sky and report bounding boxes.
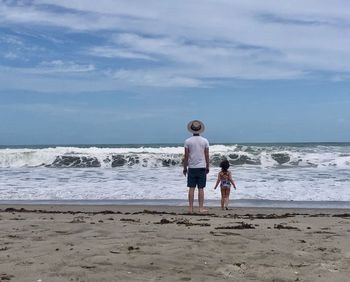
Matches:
[1,0,350,145]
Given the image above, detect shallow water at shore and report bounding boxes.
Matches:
[1,199,350,209]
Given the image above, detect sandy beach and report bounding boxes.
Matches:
[0,205,349,282]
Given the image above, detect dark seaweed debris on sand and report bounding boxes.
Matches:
[210,231,241,236]
[158,218,172,224]
[176,219,211,227]
[154,218,211,227]
[128,246,140,251]
[120,218,140,223]
[215,222,255,230]
[224,213,303,220]
[1,208,349,221]
[332,213,350,218]
[0,273,15,281]
[134,209,218,217]
[1,207,122,215]
[309,213,330,217]
[133,209,177,215]
[274,223,300,230]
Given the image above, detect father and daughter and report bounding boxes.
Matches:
[184,120,237,212]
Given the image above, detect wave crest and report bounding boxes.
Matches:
[0,144,349,169]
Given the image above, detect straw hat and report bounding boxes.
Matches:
[187,120,205,134]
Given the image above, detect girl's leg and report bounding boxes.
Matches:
[220,187,225,210]
[224,188,231,209]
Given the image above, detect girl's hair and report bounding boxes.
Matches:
[220,160,230,172]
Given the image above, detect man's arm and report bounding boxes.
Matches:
[204,147,209,174]
[183,147,189,176]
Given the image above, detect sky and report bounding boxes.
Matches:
[0,0,350,145]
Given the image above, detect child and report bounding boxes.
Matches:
[214,160,237,210]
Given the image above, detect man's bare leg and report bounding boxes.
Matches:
[188,188,195,213]
[198,188,208,212]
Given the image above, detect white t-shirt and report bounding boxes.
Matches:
[184,136,209,168]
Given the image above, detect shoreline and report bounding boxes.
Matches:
[1,199,350,209]
[0,204,349,281]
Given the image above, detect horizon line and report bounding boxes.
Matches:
[1,141,350,148]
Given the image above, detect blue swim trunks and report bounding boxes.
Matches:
[187,168,206,189]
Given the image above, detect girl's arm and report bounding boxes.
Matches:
[214,173,221,189]
[229,171,237,189]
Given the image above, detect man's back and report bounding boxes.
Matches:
[184,136,209,168]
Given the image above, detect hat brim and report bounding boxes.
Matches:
[187,120,205,134]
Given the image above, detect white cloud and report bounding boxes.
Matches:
[113,69,206,88]
[0,61,99,93]
[331,74,350,82]
[3,52,18,59]
[37,60,95,73]
[110,33,305,81]
[88,46,155,61]
[0,102,164,121]
[0,35,24,45]
[1,0,350,88]
[0,65,129,92]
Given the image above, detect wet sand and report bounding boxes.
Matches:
[0,205,349,282]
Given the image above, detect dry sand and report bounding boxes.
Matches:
[0,204,349,282]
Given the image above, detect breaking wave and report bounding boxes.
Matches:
[1,144,350,169]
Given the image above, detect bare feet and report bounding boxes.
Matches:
[188,208,193,214]
[199,209,208,213]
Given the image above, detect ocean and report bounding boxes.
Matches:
[0,143,350,207]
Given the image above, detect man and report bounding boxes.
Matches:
[183,120,209,213]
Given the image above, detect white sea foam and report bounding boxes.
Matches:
[0,144,349,201]
[0,144,350,168]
